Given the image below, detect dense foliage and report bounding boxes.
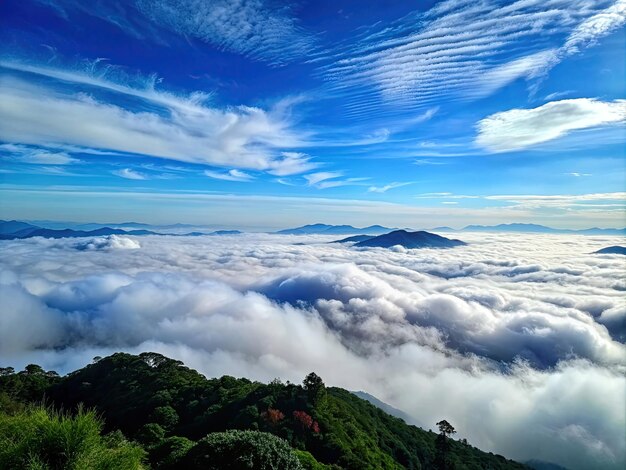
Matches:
[0,352,529,470]
[0,406,145,469]
[182,429,303,469]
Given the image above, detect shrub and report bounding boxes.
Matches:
[0,406,145,470]
[148,436,194,469]
[183,429,303,469]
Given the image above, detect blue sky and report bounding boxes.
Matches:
[0,0,624,229]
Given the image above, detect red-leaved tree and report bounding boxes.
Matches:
[293,410,320,433]
[262,408,285,425]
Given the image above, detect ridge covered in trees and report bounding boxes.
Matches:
[0,352,528,469]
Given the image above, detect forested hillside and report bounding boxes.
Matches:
[0,352,528,469]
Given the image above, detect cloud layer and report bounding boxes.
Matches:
[1,232,625,469]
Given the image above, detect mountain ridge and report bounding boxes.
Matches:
[355,230,467,249]
[277,224,394,235]
[0,352,529,470]
[0,220,243,240]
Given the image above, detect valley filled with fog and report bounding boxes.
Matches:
[1,232,624,469]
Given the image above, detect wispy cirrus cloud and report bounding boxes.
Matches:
[113,168,147,180]
[304,171,344,186]
[485,192,626,210]
[368,182,413,193]
[476,98,626,152]
[0,62,315,175]
[0,143,79,165]
[304,171,369,190]
[205,169,255,182]
[321,0,624,116]
[413,191,626,214]
[35,0,317,65]
[562,0,626,55]
[545,90,575,101]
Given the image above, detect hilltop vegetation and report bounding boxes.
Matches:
[0,353,528,469]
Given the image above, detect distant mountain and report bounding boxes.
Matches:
[209,230,242,235]
[0,221,249,240]
[576,227,626,235]
[277,223,393,235]
[355,230,466,249]
[332,234,375,243]
[593,246,626,255]
[461,223,626,235]
[0,227,159,240]
[72,222,154,231]
[352,391,422,427]
[463,223,558,233]
[0,220,40,236]
[525,459,569,470]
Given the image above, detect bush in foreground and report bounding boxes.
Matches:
[0,406,145,470]
[183,429,303,469]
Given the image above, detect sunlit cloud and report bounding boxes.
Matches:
[476,99,626,152]
[0,64,313,175]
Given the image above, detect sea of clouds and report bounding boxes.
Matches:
[1,232,624,469]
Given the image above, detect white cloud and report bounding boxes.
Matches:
[566,172,592,177]
[368,182,412,193]
[0,143,79,165]
[1,232,625,469]
[316,178,370,190]
[266,152,318,176]
[475,98,626,152]
[72,235,141,250]
[415,192,480,199]
[35,0,317,65]
[471,49,559,98]
[413,159,449,166]
[545,90,575,101]
[303,171,370,190]
[113,168,147,180]
[0,67,312,175]
[322,0,623,115]
[304,171,343,186]
[484,192,626,210]
[205,169,255,182]
[562,0,626,55]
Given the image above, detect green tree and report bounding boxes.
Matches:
[303,372,326,406]
[436,420,456,438]
[152,406,179,430]
[148,436,194,470]
[435,420,456,470]
[136,423,165,446]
